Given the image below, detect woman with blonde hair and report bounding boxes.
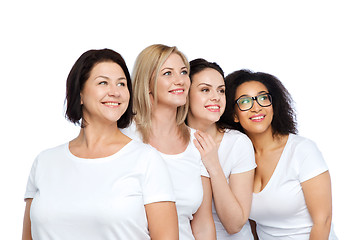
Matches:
[122,44,216,239]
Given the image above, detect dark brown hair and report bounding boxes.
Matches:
[65,48,134,128]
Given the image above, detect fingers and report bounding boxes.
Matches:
[193,139,204,154]
[193,130,221,173]
[194,131,207,150]
[194,130,215,149]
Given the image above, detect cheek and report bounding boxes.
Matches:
[155,77,166,91]
[123,88,130,99]
[238,115,248,128]
[267,109,274,122]
[189,92,202,111]
[184,77,191,90]
[220,96,226,114]
[221,95,226,106]
[80,89,94,106]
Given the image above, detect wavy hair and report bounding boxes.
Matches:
[219,69,297,136]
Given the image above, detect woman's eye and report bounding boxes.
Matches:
[163,71,171,76]
[259,95,268,101]
[219,88,225,94]
[117,82,126,87]
[99,81,107,85]
[181,70,188,75]
[240,98,250,104]
[201,88,209,93]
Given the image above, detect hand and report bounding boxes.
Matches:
[193,130,221,174]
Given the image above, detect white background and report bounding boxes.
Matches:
[1,0,358,238]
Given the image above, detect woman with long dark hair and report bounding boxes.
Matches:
[220,69,337,239]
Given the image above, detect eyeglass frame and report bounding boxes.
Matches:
[234,93,273,111]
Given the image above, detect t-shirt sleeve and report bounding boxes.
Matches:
[297,139,329,183]
[141,147,176,205]
[24,157,39,200]
[230,135,257,174]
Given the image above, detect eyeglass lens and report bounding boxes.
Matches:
[237,93,272,111]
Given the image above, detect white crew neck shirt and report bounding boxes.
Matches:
[250,134,338,239]
[121,123,208,240]
[24,139,175,240]
[213,129,257,239]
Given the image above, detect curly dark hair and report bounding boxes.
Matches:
[219,69,297,136]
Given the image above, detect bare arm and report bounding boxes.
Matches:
[302,171,332,240]
[22,199,32,240]
[191,177,216,240]
[194,130,254,234]
[145,201,179,240]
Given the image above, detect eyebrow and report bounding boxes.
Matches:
[161,66,187,71]
[95,75,126,80]
[239,90,267,98]
[197,83,225,88]
[197,83,211,87]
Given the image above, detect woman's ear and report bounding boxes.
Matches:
[233,113,239,123]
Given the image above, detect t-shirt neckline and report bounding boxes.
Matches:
[253,134,293,195]
[65,139,134,163]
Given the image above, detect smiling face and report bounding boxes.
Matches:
[80,61,130,126]
[234,81,273,136]
[188,68,225,130]
[155,53,190,108]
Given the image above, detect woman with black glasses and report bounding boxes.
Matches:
[220,69,337,240]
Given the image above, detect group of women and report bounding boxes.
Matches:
[22,44,338,240]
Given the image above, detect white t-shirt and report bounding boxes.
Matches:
[212,129,257,240]
[249,134,338,239]
[24,140,175,240]
[121,124,208,240]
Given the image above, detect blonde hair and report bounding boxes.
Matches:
[132,44,190,143]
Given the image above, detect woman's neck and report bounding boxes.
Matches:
[187,117,222,141]
[187,115,225,147]
[247,129,288,156]
[149,104,188,154]
[186,114,210,132]
[151,105,179,136]
[70,121,129,158]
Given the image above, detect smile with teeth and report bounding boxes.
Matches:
[250,115,265,120]
[205,105,220,111]
[169,89,184,94]
[205,105,220,113]
[103,102,120,106]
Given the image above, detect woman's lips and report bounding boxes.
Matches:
[102,101,120,107]
[169,88,185,94]
[250,114,265,122]
[205,105,220,112]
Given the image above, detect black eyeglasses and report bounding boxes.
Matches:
[235,93,272,111]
